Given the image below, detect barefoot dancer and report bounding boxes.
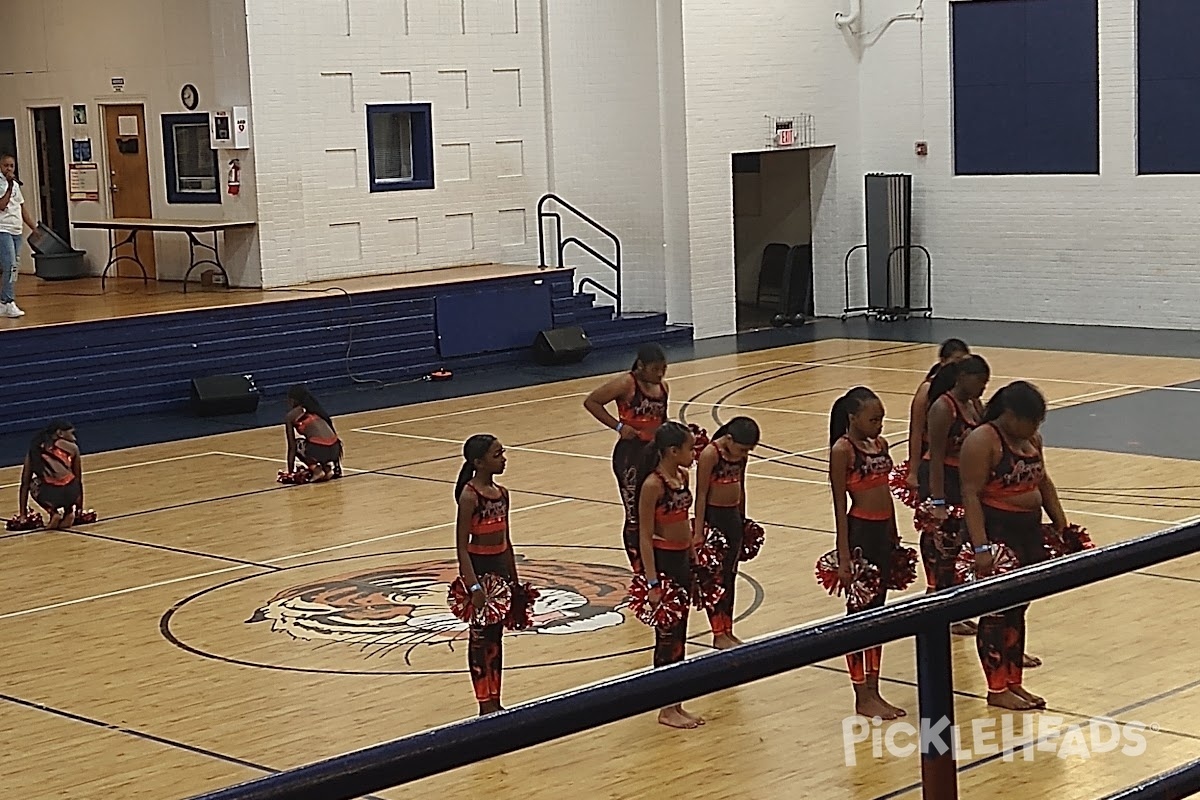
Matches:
[454,434,520,716]
[905,338,971,495]
[922,355,990,635]
[19,420,83,530]
[960,381,1067,710]
[584,343,669,573]
[829,388,907,721]
[284,385,343,482]
[637,421,704,729]
[693,416,760,650]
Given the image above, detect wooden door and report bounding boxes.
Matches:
[103,104,156,279]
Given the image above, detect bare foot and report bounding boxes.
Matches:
[987,690,1038,711]
[879,693,908,718]
[855,690,901,720]
[658,706,701,729]
[712,633,742,650]
[679,705,706,725]
[951,620,977,636]
[311,466,330,483]
[1009,685,1046,708]
[61,511,75,529]
[1023,653,1042,668]
[47,511,63,530]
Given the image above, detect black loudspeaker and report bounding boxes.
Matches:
[532,326,592,366]
[190,374,261,416]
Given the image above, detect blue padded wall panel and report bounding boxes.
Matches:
[952,0,1098,176]
[435,280,554,358]
[1138,0,1200,173]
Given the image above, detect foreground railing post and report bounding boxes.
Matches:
[916,622,958,800]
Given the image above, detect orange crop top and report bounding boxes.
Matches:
[616,375,668,442]
[705,441,746,509]
[463,483,510,555]
[844,436,893,493]
[924,394,980,468]
[40,443,76,487]
[294,411,339,447]
[980,424,1044,512]
[652,469,692,551]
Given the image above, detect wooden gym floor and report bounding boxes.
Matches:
[1,338,1198,799]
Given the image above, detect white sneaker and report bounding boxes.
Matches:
[2,302,23,318]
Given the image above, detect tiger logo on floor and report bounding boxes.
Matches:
[247,558,631,657]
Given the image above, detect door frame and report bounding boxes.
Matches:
[29,105,71,242]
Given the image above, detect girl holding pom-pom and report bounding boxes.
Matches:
[19,419,83,530]
[829,388,906,720]
[636,421,703,729]
[453,434,519,716]
[903,338,971,494]
[283,385,343,482]
[960,381,1067,711]
[693,415,760,650]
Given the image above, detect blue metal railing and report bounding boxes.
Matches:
[536,193,623,317]
[190,521,1200,800]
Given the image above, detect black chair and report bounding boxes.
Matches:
[755,242,790,306]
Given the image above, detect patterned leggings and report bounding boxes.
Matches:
[652,548,691,668]
[704,505,743,637]
[613,438,645,573]
[846,515,896,683]
[467,552,511,703]
[976,507,1044,692]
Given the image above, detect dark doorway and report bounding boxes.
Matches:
[32,107,70,242]
[0,119,16,177]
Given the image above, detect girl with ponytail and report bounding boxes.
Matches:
[919,355,991,632]
[828,388,906,720]
[904,338,971,492]
[584,343,670,573]
[19,419,83,529]
[693,415,760,649]
[635,421,704,729]
[453,434,519,716]
[284,384,343,482]
[960,380,1067,711]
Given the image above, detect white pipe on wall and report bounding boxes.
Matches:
[835,0,862,29]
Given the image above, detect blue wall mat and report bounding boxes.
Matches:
[435,279,554,358]
[1138,0,1200,174]
[952,0,1098,176]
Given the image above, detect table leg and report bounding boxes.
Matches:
[182,230,231,293]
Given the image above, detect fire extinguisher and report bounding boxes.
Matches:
[227,158,241,196]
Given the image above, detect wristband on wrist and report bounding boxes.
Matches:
[615,422,624,434]
[647,578,660,588]
[930,498,946,507]
[973,544,990,554]
[470,582,482,593]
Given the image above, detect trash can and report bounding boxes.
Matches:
[29,223,88,280]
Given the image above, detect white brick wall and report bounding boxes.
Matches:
[544,0,667,314]
[856,0,1200,329]
[245,0,549,287]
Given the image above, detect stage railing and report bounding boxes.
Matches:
[536,193,623,316]
[189,521,1200,800]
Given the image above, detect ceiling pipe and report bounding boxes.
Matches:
[835,0,861,30]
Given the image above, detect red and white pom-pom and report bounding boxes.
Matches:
[740,518,765,561]
[688,423,710,461]
[914,499,965,535]
[887,546,919,590]
[74,509,98,525]
[628,572,689,630]
[889,459,920,509]
[277,467,311,485]
[447,573,512,626]
[505,581,541,631]
[693,525,728,573]
[1042,522,1094,559]
[814,548,883,611]
[954,542,1020,585]
[689,572,726,611]
[5,512,44,532]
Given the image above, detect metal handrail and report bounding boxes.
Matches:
[189,521,1200,800]
[537,194,623,317]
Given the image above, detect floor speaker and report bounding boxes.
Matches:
[532,326,592,366]
[190,374,261,416]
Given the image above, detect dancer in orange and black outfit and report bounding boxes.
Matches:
[904,338,971,494]
[284,385,343,481]
[693,416,760,649]
[637,421,704,729]
[19,419,83,530]
[920,355,990,635]
[584,343,669,573]
[960,381,1067,711]
[829,388,906,720]
[454,434,519,716]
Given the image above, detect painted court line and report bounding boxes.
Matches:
[767,359,1200,394]
[355,361,788,431]
[0,451,219,490]
[0,498,573,622]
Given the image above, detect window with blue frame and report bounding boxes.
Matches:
[952,0,1099,176]
[1138,0,1200,174]
[162,113,221,204]
[367,103,434,191]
